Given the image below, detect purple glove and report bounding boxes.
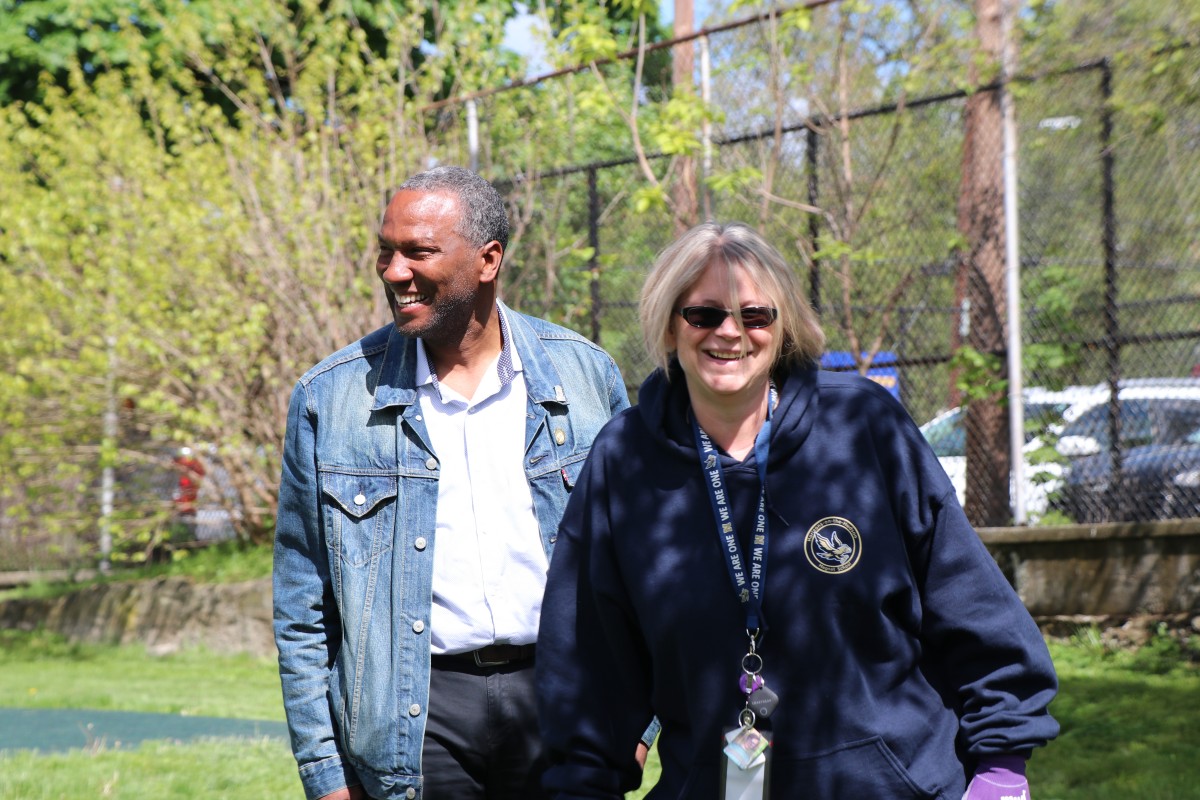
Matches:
[961,755,1030,800]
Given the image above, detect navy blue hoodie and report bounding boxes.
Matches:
[537,364,1058,799]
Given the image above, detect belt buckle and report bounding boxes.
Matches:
[473,647,509,668]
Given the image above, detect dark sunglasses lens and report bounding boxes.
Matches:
[682,307,728,328]
[741,307,777,328]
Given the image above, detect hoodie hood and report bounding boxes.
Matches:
[636,359,821,468]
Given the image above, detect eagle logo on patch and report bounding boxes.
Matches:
[804,517,862,574]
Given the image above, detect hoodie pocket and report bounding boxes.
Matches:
[320,472,398,568]
[772,736,941,799]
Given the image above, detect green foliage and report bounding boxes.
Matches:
[0,541,272,604]
[950,345,1007,402]
[1058,624,1199,676]
[0,0,161,105]
[0,0,543,556]
[648,92,708,157]
[4,0,1200,556]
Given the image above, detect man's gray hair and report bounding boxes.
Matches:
[399,166,510,251]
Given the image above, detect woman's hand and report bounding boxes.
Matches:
[961,756,1029,800]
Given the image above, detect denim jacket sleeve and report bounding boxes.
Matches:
[273,380,361,800]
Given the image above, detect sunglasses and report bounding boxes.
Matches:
[678,306,778,329]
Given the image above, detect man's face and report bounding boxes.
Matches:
[376,190,494,345]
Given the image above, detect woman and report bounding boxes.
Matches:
[536,222,1058,799]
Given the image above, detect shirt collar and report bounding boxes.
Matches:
[416,303,520,393]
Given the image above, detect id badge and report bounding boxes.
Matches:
[720,728,771,800]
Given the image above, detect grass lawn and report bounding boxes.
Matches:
[0,626,1196,799]
[1033,633,1200,800]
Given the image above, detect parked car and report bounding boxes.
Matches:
[1052,393,1200,522]
[1055,380,1200,456]
[919,385,1102,520]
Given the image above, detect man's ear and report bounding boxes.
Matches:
[478,240,504,284]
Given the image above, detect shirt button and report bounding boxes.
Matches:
[353,493,366,506]
[406,789,417,799]
[415,414,422,421]
[412,620,425,633]
[409,703,422,717]
[425,457,437,470]
[414,537,427,550]
[554,429,566,445]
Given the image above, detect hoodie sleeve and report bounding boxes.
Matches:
[876,393,1060,757]
[537,428,656,799]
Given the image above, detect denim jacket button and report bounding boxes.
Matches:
[554,429,566,445]
[412,620,425,633]
[408,703,422,716]
[353,493,366,506]
[425,457,437,470]
[414,537,427,550]
[406,789,416,799]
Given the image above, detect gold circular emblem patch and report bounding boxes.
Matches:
[804,516,862,574]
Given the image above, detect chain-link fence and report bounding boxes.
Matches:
[483,56,1200,528]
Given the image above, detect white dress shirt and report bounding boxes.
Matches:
[416,307,548,654]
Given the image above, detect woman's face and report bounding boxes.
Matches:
[667,262,777,411]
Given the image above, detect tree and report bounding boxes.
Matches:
[0,0,533,555]
[0,0,682,560]
[957,0,1010,527]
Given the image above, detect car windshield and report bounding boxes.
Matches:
[1062,398,1200,449]
[922,401,1071,458]
[1187,424,1200,445]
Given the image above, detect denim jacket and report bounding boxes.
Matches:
[273,304,630,800]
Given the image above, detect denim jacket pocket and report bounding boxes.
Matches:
[321,472,399,568]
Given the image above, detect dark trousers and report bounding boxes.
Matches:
[421,656,548,800]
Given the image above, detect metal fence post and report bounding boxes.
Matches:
[700,33,713,220]
[806,124,821,315]
[588,167,602,344]
[1100,57,1123,519]
[1002,0,1026,524]
[466,99,479,173]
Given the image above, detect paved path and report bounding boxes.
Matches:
[0,707,288,754]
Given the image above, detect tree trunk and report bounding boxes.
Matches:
[672,0,698,231]
[959,0,1011,526]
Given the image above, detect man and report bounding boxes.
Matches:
[273,166,633,800]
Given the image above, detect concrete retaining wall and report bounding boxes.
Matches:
[0,576,274,658]
[980,519,1200,617]
[1,520,1198,657]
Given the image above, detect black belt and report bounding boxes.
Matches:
[433,643,536,668]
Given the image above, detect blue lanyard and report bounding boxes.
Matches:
[691,385,775,633]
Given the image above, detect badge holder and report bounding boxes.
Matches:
[721,643,776,800]
[721,709,771,800]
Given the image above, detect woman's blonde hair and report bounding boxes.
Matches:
[639,221,825,372]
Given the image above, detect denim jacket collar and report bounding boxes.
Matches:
[370,301,569,412]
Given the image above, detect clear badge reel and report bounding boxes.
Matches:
[720,708,771,800]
